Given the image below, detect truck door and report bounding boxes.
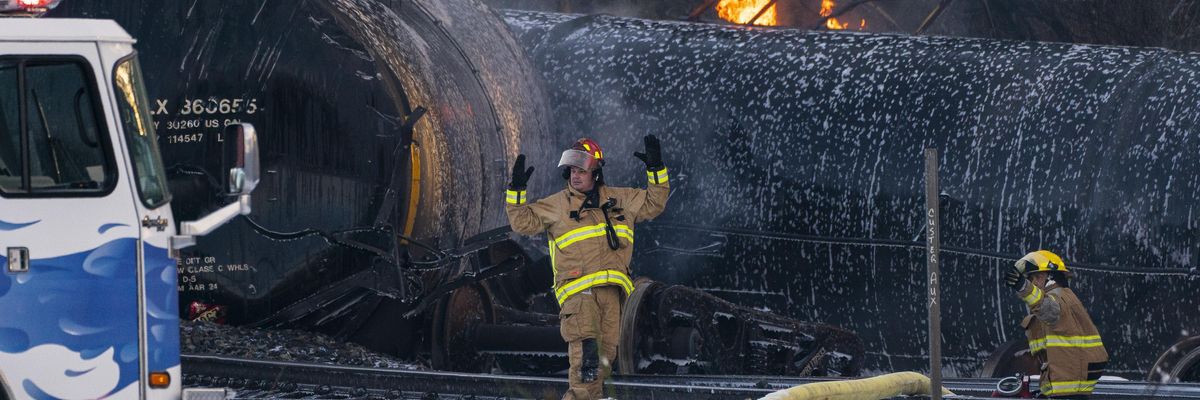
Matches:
[109,53,182,398]
[0,45,144,398]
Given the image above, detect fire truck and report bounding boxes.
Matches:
[0,1,258,398]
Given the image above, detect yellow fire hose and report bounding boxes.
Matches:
[759,371,956,400]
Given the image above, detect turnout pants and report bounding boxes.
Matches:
[558,285,623,400]
[1042,361,1106,399]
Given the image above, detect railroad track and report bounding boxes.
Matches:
[182,354,1200,399]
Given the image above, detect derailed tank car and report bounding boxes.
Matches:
[50,0,1200,382]
[503,11,1200,379]
[49,0,864,378]
[52,0,547,356]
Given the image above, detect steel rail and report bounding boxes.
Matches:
[182,354,1200,399]
[183,354,775,399]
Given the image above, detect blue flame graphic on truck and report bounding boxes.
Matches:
[0,236,179,399]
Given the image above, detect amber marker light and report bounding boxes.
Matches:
[149,371,171,388]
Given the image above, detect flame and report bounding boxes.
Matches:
[716,0,778,26]
[819,0,865,31]
[819,0,835,15]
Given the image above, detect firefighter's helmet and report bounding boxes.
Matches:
[558,138,606,183]
[558,138,604,172]
[574,138,604,164]
[1015,250,1069,275]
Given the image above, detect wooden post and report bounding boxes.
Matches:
[924,148,942,400]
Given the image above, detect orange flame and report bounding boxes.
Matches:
[716,0,778,26]
[820,0,835,15]
[826,17,850,30]
[820,0,847,30]
[819,0,866,31]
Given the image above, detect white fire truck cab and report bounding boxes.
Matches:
[0,3,258,399]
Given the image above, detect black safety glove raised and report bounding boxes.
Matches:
[633,134,664,171]
[1002,264,1025,291]
[509,154,534,190]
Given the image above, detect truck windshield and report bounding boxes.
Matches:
[113,55,170,208]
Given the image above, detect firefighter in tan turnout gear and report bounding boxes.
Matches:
[505,136,669,400]
[1003,250,1108,399]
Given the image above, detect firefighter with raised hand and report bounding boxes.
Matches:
[505,136,669,400]
[1003,250,1108,399]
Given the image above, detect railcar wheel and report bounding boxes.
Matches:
[981,338,1039,378]
[617,278,662,375]
[431,284,496,372]
[1148,336,1200,383]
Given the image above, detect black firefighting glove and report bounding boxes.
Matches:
[580,338,600,383]
[509,154,534,190]
[633,134,664,171]
[1003,264,1025,291]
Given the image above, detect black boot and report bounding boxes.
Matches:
[580,338,599,383]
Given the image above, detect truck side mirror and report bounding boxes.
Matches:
[171,123,262,250]
[222,123,259,196]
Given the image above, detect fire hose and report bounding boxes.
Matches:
[759,371,955,400]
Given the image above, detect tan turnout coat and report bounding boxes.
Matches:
[506,172,668,304]
[1018,283,1108,397]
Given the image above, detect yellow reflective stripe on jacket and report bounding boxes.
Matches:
[506,189,526,205]
[1041,379,1098,396]
[613,224,634,243]
[554,223,608,248]
[647,168,669,185]
[1028,334,1104,353]
[554,223,633,249]
[554,270,634,305]
[549,237,556,278]
[1022,286,1043,305]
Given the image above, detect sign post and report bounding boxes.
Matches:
[925,148,942,400]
